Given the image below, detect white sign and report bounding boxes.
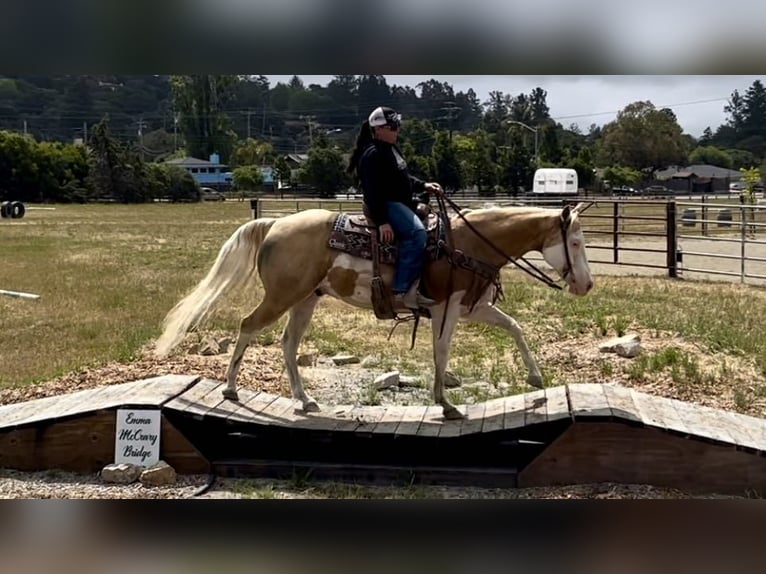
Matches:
[114,409,161,467]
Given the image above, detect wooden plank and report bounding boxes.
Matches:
[544,386,571,422]
[343,405,387,433]
[416,406,445,437]
[502,393,526,430]
[163,379,221,414]
[630,389,674,431]
[518,421,766,495]
[524,389,547,426]
[223,389,265,424]
[291,404,351,432]
[176,380,228,419]
[567,383,612,418]
[256,396,303,426]
[716,410,766,453]
[394,405,428,436]
[118,374,200,407]
[0,411,116,473]
[230,392,283,425]
[458,402,486,436]
[372,405,410,435]
[480,397,506,433]
[670,399,736,446]
[602,384,641,423]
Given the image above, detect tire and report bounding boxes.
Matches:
[9,201,25,219]
[0,201,8,218]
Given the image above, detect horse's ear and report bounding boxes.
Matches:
[572,202,594,215]
[561,204,572,222]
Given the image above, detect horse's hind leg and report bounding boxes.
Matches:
[281,293,321,412]
[465,303,543,389]
[223,299,290,401]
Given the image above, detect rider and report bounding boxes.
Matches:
[347,106,444,310]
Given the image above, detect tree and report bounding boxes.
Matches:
[86,116,130,201]
[232,165,264,192]
[740,166,761,236]
[599,101,689,176]
[170,75,238,162]
[300,136,347,198]
[689,146,733,168]
[432,131,462,192]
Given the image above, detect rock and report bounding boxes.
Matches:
[186,343,199,355]
[398,375,422,388]
[101,463,142,484]
[331,353,360,366]
[444,371,462,388]
[217,337,233,353]
[374,371,400,390]
[361,356,380,368]
[198,336,221,356]
[614,341,642,358]
[139,461,177,487]
[297,353,316,366]
[599,334,641,353]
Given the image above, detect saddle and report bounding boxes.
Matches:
[328,203,446,321]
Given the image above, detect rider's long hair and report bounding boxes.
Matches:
[346,120,374,177]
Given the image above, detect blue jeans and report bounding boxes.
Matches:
[385,202,427,294]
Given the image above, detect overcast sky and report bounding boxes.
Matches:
[266,75,765,138]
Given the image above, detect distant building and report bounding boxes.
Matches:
[164,154,234,189]
[164,154,275,190]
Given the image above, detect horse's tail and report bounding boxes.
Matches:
[154,217,277,357]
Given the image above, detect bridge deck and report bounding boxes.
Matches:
[2,376,766,493]
[1,377,765,452]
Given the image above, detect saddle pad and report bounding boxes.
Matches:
[328,212,444,266]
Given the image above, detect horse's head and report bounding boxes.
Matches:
[541,202,594,296]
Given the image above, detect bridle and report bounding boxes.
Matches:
[435,193,583,291]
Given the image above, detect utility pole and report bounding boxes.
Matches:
[505,119,539,167]
[246,109,251,139]
[440,102,461,143]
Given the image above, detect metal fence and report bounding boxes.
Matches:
[249,196,766,286]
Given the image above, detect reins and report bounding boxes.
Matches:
[434,193,571,291]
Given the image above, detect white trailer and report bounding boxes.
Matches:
[531,168,578,195]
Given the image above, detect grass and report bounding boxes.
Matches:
[2,202,766,419]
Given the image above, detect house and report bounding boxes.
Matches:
[655,164,744,194]
[164,154,234,189]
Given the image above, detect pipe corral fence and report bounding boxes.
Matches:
[249,195,766,286]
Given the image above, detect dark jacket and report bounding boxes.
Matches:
[357,139,425,226]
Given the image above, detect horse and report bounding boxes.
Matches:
[154,200,594,420]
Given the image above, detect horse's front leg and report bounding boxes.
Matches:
[431,292,466,420]
[465,303,543,389]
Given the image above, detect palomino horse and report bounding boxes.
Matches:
[155,201,594,420]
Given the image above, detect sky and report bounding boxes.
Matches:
[266,75,765,138]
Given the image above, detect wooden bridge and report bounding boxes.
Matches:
[1,374,765,495]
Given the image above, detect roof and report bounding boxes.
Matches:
[164,157,223,167]
[659,164,743,180]
[285,154,309,163]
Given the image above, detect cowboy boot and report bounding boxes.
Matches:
[397,280,436,309]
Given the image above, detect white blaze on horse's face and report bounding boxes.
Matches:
[541,204,594,296]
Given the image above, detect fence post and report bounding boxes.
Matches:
[666,201,678,278]
[701,195,708,237]
[740,196,746,283]
[250,198,261,219]
[612,201,619,264]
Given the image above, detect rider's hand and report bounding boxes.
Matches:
[424,182,444,196]
[379,223,394,243]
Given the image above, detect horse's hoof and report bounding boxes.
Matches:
[302,400,321,413]
[221,388,239,401]
[442,406,464,420]
[527,373,544,389]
